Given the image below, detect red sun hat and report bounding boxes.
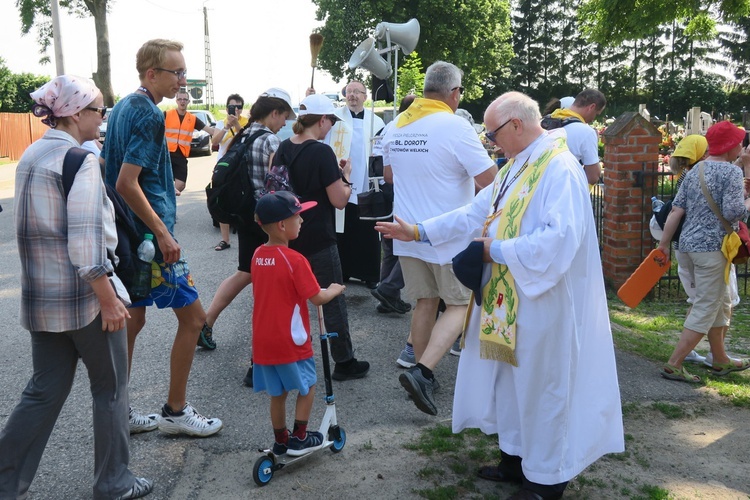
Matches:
[706,121,746,156]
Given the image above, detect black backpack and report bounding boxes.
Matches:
[205,128,270,225]
[540,114,582,130]
[61,147,146,301]
[261,140,314,196]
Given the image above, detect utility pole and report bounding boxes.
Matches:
[203,5,214,109]
[50,0,65,75]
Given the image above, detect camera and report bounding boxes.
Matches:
[744,131,750,149]
[227,104,241,116]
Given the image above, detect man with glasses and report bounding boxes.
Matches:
[103,39,223,438]
[381,61,496,415]
[378,91,623,500]
[325,81,385,289]
[165,90,221,195]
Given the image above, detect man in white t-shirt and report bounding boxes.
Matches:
[382,61,497,415]
[556,89,606,185]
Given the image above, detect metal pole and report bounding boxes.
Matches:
[50,0,65,75]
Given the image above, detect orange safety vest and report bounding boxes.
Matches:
[165,110,197,157]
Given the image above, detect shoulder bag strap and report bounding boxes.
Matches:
[62,147,94,199]
[699,162,735,235]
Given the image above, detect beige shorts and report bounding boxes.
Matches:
[683,251,732,334]
[400,256,471,306]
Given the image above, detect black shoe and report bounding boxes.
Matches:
[364,281,379,289]
[376,303,394,313]
[371,289,411,314]
[332,358,370,381]
[399,366,437,415]
[506,490,545,500]
[477,464,523,483]
[243,365,253,387]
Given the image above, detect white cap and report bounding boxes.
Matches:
[560,96,575,109]
[299,93,337,116]
[260,87,296,118]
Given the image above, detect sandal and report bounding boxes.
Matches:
[214,240,230,251]
[710,358,750,376]
[660,363,701,383]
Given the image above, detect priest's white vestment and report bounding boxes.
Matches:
[422,131,624,485]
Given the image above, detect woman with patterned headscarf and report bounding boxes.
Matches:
[0,75,152,499]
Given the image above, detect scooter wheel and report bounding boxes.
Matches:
[330,428,346,453]
[252,455,274,486]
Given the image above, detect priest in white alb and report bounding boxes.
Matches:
[376,91,624,500]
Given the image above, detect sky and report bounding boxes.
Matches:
[0,0,345,108]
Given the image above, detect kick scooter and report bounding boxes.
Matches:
[252,305,346,486]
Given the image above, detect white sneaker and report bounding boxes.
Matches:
[703,352,740,368]
[684,350,706,364]
[129,407,159,434]
[158,403,223,437]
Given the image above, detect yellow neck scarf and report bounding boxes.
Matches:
[550,108,585,124]
[396,98,452,128]
[471,135,569,366]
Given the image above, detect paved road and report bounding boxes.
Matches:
[0,153,706,499]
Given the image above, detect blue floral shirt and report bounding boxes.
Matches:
[673,160,747,253]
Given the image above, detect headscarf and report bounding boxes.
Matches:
[672,135,707,164]
[30,75,99,128]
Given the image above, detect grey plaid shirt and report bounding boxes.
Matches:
[242,122,281,197]
[14,130,119,332]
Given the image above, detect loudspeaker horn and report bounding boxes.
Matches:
[348,37,393,79]
[374,18,420,55]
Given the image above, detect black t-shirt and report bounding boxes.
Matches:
[274,139,341,256]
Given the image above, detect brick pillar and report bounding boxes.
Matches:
[600,112,661,288]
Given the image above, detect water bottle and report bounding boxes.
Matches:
[131,234,155,299]
[651,196,664,213]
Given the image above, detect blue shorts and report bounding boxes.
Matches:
[253,357,317,397]
[130,257,199,309]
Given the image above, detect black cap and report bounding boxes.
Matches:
[452,241,485,306]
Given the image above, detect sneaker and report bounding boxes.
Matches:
[376,304,393,314]
[399,366,438,416]
[286,431,325,457]
[397,348,416,368]
[114,477,153,500]
[450,338,462,356]
[197,323,217,350]
[272,441,288,455]
[243,365,253,387]
[703,352,741,368]
[158,403,223,437]
[371,289,411,314]
[332,358,370,381]
[129,407,159,434]
[684,350,705,364]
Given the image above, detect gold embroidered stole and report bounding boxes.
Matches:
[472,137,568,366]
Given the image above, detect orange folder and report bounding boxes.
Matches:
[617,249,670,308]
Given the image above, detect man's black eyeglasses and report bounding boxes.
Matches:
[451,86,465,94]
[485,119,513,143]
[155,68,187,79]
[86,106,107,118]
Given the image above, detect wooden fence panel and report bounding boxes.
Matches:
[0,113,46,161]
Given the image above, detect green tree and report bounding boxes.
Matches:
[578,0,750,45]
[396,51,424,101]
[0,58,16,111]
[311,0,513,100]
[16,0,115,105]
